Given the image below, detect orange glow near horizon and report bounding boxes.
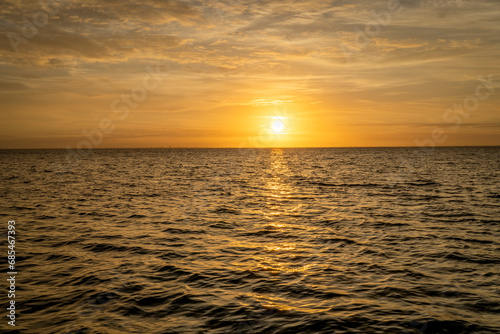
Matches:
[0,2,499,149]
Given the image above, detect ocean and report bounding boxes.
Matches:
[1,147,499,333]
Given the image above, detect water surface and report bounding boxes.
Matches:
[1,147,499,333]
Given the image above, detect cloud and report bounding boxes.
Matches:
[0,0,499,147]
[0,80,29,91]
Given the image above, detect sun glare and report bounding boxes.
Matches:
[271,118,285,133]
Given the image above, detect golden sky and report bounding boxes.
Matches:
[0,0,499,148]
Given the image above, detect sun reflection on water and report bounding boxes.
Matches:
[255,148,318,287]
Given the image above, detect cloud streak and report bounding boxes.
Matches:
[0,0,499,148]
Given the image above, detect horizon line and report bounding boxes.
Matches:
[1,145,499,150]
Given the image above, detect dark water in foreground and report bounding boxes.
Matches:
[1,147,499,333]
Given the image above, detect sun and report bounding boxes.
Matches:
[270,118,285,133]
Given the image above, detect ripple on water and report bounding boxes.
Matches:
[2,147,499,333]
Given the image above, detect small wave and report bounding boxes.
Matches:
[208,220,236,229]
[10,205,35,211]
[135,295,171,307]
[156,264,191,277]
[443,251,499,264]
[162,227,190,234]
[45,254,78,261]
[310,181,382,188]
[212,206,240,215]
[82,243,148,254]
[316,237,357,245]
[405,180,441,186]
[64,274,107,287]
[444,236,494,244]
[464,299,500,314]
[158,250,185,259]
[35,215,57,219]
[403,318,484,333]
[128,214,147,218]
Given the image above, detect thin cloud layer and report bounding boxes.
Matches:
[0,0,499,148]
